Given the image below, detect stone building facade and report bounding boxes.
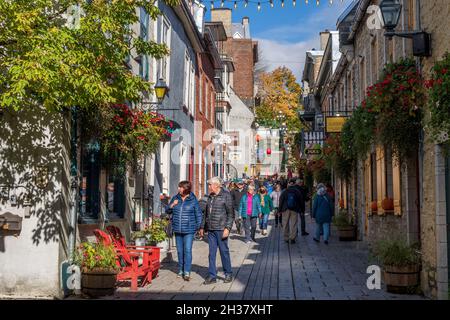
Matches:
[313,0,449,299]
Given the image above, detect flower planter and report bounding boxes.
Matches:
[381,198,394,211]
[337,225,356,241]
[371,201,378,213]
[383,264,420,294]
[81,270,117,298]
[134,237,147,247]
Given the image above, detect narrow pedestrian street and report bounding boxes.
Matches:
[102,213,424,300]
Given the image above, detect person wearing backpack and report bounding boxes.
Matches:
[312,183,334,245]
[279,179,303,244]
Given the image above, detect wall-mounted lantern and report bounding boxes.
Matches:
[380,0,431,57]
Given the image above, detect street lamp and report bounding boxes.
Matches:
[140,77,178,111]
[379,0,431,57]
[154,77,169,103]
[379,0,402,33]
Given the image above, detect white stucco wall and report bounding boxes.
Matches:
[0,107,71,298]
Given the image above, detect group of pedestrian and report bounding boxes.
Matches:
[164,175,335,285]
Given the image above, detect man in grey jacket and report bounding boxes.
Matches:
[199,177,234,284]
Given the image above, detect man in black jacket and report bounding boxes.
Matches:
[279,179,303,244]
[200,177,234,284]
[294,179,310,236]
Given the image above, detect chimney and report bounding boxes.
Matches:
[191,0,206,33]
[211,8,232,37]
[242,17,250,38]
[319,29,330,51]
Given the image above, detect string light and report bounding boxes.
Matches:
[206,0,344,11]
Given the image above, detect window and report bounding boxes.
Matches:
[139,7,149,81]
[199,74,203,114]
[106,174,125,219]
[190,63,195,115]
[205,84,209,120]
[79,141,101,222]
[159,16,171,83]
[371,36,378,84]
[370,152,378,204]
[184,52,190,109]
[360,57,366,103]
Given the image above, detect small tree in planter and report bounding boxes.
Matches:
[332,209,356,241]
[372,239,421,294]
[74,241,119,298]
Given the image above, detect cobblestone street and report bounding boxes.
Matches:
[99,213,425,300]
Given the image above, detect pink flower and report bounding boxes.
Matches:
[137,135,145,141]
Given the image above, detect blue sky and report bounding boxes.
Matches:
[204,0,356,81]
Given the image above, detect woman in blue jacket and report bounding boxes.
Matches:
[312,183,334,245]
[168,181,202,281]
[238,184,262,243]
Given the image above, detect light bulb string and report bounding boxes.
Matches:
[206,0,344,5]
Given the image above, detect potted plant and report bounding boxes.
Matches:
[131,230,147,247]
[372,239,421,294]
[371,201,378,213]
[74,241,119,298]
[332,209,356,241]
[381,197,394,211]
[147,218,170,248]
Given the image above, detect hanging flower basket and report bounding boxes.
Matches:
[100,105,175,167]
[426,52,450,150]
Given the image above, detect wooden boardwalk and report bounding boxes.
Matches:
[94,214,424,300]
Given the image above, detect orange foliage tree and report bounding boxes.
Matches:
[255,67,303,131]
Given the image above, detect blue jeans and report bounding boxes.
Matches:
[175,233,195,275]
[315,222,330,241]
[207,230,232,279]
[259,214,269,230]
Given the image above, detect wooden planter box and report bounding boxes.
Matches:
[337,225,356,241]
[383,265,420,294]
[81,270,117,298]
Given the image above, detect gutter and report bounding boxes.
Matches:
[173,0,204,53]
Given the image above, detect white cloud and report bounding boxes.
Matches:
[253,2,349,82]
[255,38,319,82]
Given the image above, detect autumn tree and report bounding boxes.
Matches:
[0,0,178,112]
[255,66,303,132]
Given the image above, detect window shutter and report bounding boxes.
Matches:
[393,157,402,216]
[376,146,386,215]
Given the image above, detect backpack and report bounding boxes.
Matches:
[287,190,297,210]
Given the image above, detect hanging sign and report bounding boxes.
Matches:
[326,116,347,133]
[305,148,322,156]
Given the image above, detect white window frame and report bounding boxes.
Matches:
[159,15,171,85]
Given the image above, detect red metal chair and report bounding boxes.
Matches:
[93,229,155,291]
[105,226,161,282]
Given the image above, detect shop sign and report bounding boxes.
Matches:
[326,116,347,133]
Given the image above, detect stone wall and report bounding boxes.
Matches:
[419,0,450,300]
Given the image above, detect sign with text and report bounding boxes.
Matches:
[305,148,322,156]
[326,116,347,133]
